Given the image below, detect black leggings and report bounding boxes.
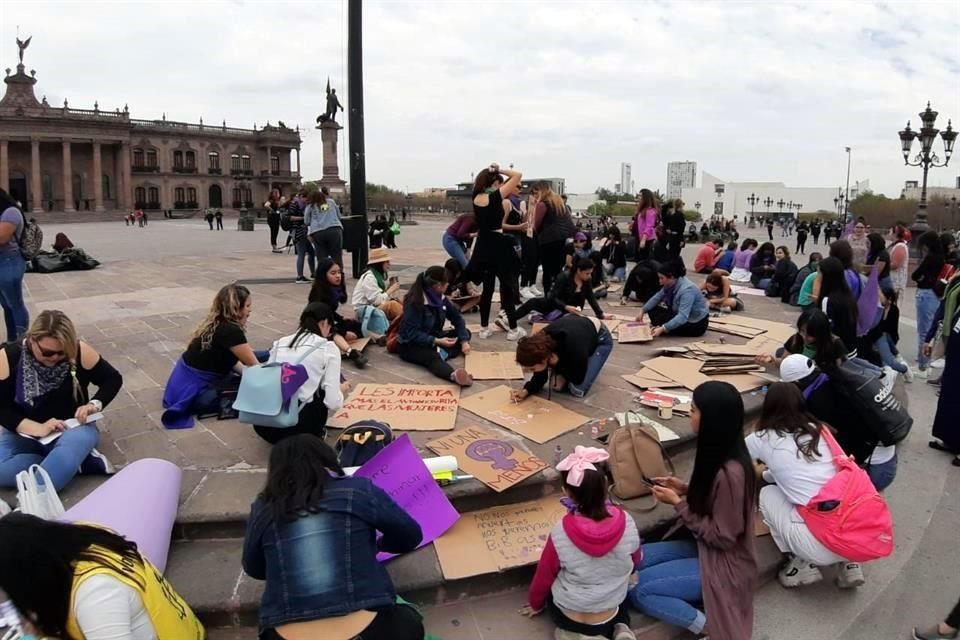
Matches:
[515,297,560,320]
[539,240,567,294]
[520,236,539,287]
[796,235,807,254]
[253,398,328,445]
[647,306,709,337]
[547,596,630,638]
[267,213,280,247]
[397,330,464,381]
[479,271,519,329]
[947,596,960,629]
[260,602,424,640]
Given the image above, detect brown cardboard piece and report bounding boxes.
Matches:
[459,385,589,444]
[348,336,371,352]
[711,373,767,393]
[426,426,548,492]
[618,322,653,344]
[466,352,524,380]
[531,322,548,335]
[622,373,685,389]
[433,494,567,580]
[602,317,623,334]
[329,384,460,430]
[640,356,711,391]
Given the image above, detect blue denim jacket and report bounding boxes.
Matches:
[397,298,469,346]
[242,475,423,631]
[642,276,709,333]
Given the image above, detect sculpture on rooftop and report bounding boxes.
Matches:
[16,35,31,64]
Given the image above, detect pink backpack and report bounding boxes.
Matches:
[798,429,894,562]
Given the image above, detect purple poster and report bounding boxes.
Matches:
[355,433,460,561]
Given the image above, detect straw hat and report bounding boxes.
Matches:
[367,248,391,265]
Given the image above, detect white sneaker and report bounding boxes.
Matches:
[477,327,494,339]
[881,366,896,392]
[931,358,946,369]
[506,326,527,341]
[778,555,823,588]
[916,367,930,380]
[835,562,865,589]
[494,311,509,331]
[900,360,915,383]
[529,285,544,297]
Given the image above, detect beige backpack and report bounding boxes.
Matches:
[607,417,675,508]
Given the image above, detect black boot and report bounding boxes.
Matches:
[346,348,368,369]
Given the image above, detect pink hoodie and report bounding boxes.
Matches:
[634,207,658,242]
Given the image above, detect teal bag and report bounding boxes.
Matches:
[358,304,389,336]
[232,345,319,428]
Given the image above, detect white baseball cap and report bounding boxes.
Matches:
[780,354,815,383]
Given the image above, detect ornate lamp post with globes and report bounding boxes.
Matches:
[898,102,956,239]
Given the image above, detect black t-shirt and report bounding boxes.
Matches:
[867,248,891,280]
[182,322,248,375]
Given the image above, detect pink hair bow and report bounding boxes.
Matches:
[556,446,609,487]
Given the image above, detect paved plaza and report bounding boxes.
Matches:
[7,215,955,639]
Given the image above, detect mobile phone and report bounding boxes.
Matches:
[641,474,656,487]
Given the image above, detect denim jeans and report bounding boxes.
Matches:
[568,324,613,398]
[0,253,29,342]
[916,288,939,369]
[0,423,99,490]
[867,453,897,492]
[628,540,706,634]
[606,264,626,281]
[296,233,316,279]
[442,232,468,269]
[849,356,883,376]
[873,334,907,373]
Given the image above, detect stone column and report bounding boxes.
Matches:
[0,140,8,193]
[296,147,301,176]
[30,139,42,213]
[62,140,75,212]
[120,142,131,210]
[92,142,104,211]
[266,145,272,175]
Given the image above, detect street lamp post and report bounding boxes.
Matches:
[777,199,785,216]
[898,102,956,240]
[950,195,958,232]
[747,193,758,217]
[844,147,852,226]
[763,197,773,219]
[837,193,845,220]
[695,201,701,211]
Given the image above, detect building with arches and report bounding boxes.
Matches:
[0,44,301,214]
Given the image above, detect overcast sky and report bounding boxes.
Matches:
[3,1,959,196]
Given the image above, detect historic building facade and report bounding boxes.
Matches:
[0,49,301,214]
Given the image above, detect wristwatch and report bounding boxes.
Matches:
[88,399,103,412]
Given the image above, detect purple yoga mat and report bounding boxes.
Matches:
[61,458,182,573]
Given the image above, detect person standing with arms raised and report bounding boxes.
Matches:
[468,164,525,341]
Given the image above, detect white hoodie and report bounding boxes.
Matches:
[269,332,343,410]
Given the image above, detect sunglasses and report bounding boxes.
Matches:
[36,345,64,358]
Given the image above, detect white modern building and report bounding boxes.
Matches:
[666,161,697,199]
[901,179,960,202]
[680,171,870,220]
[620,162,632,195]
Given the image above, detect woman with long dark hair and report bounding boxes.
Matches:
[466,164,525,341]
[913,230,945,376]
[243,435,424,640]
[0,188,29,341]
[887,224,910,300]
[308,258,373,367]
[252,302,349,444]
[746,382,868,589]
[397,266,473,386]
[628,381,757,640]
[514,258,605,324]
[729,238,758,283]
[766,245,798,302]
[749,242,776,289]
[865,232,892,291]
[636,259,709,338]
[816,257,859,358]
[0,513,203,639]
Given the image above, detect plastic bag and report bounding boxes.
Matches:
[16,464,65,520]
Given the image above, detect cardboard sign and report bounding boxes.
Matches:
[601,317,623,334]
[618,322,653,343]
[459,385,588,444]
[433,494,568,580]
[427,426,548,492]
[330,384,460,430]
[355,434,460,561]
[640,356,711,391]
[466,352,524,380]
[348,336,371,352]
[622,372,684,389]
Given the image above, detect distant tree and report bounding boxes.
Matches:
[587,202,610,216]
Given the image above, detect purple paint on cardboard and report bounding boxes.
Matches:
[355,433,460,562]
[465,439,518,471]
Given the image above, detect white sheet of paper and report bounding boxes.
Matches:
[614,411,680,442]
[29,413,104,445]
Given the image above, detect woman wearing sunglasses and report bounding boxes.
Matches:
[0,310,123,490]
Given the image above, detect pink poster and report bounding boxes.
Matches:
[355,434,460,561]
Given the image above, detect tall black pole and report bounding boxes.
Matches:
[348,0,368,278]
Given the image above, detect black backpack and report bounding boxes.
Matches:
[825,361,913,446]
[336,420,393,468]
